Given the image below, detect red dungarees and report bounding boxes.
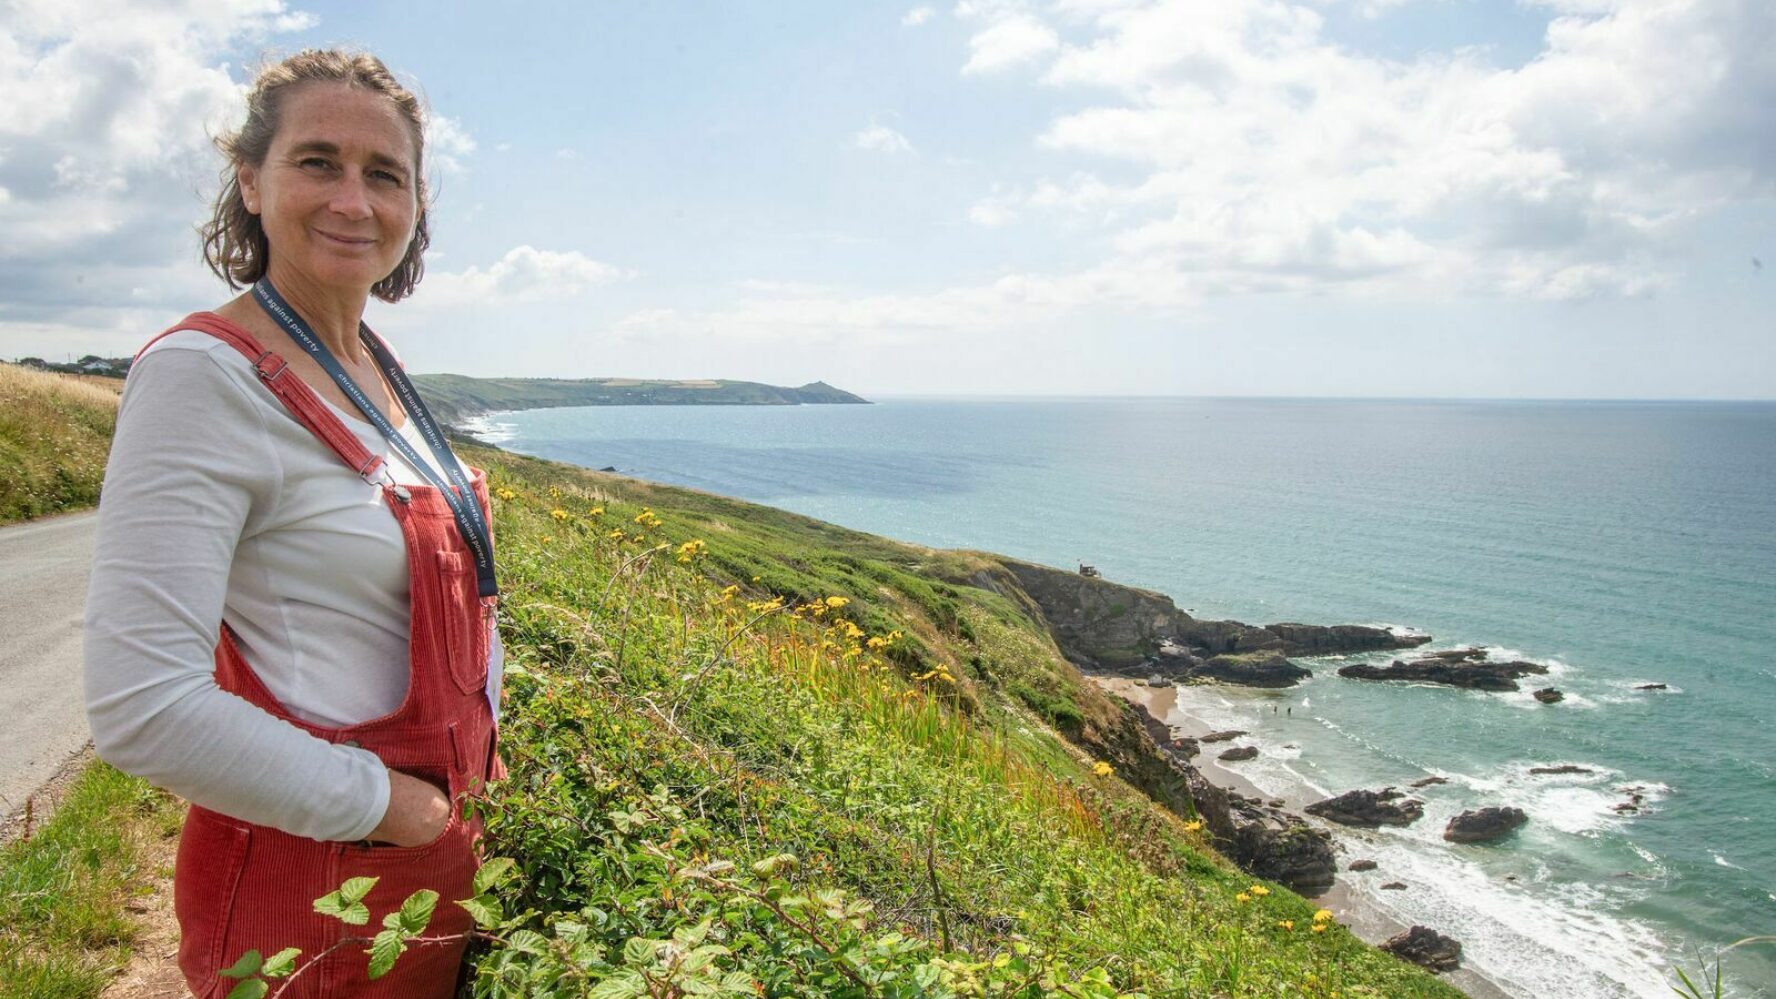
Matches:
[138,314,503,998]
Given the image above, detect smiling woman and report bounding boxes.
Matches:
[82,49,502,999]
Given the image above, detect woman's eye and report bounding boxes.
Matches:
[372,170,404,186]
[299,156,333,170]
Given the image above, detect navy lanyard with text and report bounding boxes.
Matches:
[253,279,498,599]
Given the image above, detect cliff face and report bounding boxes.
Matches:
[981,556,1427,669]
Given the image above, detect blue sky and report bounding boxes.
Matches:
[2,0,1771,398]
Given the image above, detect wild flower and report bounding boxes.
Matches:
[841,621,864,640]
[588,506,604,516]
[1092,761,1113,777]
[633,507,663,527]
[750,575,760,582]
[824,595,849,608]
[1313,909,1333,923]
[1313,923,1329,934]
[1236,892,1252,903]
[676,539,707,563]
[866,636,888,650]
[495,487,517,501]
[1184,820,1203,832]
[1277,920,1294,931]
[1248,885,1270,897]
[551,509,569,521]
[606,528,625,539]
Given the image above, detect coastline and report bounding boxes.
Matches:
[1090,675,1514,999]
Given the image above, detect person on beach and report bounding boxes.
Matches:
[82,49,501,998]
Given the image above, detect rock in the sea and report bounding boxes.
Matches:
[1199,729,1247,743]
[1445,806,1528,843]
[1219,746,1259,762]
[1533,687,1564,703]
[598,465,618,472]
[1191,652,1312,688]
[1635,682,1669,691]
[1379,881,1408,890]
[1337,656,1548,692]
[1529,764,1593,776]
[1409,776,1449,788]
[1423,647,1488,662]
[1348,859,1379,872]
[1146,674,1171,687]
[1382,926,1462,973]
[1305,787,1425,827]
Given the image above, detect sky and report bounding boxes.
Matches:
[1,0,1772,399]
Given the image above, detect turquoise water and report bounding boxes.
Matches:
[479,396,1776,997]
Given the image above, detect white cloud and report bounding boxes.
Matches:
[956,2,1060,75]
[416,246,635,306]
[902,6,936,26]
[424,113,476,175]
[953,0,1775,301]
[853,123,915,154]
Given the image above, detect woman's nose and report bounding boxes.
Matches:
[328,171,374,219]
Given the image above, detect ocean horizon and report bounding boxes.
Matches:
[472,394,1776,999]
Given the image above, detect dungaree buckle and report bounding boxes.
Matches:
[253,351,289,382]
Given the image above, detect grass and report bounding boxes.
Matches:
[0,764,181,999]
[436,445,1465,997]
[0,363,121,525]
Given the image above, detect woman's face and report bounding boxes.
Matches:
[238,82,419,298]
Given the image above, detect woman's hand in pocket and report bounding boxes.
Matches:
[364,769,452,847]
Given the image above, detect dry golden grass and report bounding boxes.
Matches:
[0,362,121,524]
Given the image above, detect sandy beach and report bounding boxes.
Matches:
[1090,675,1514,999]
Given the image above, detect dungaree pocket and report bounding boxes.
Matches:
[435,550,489,696]
[174,807,252,997]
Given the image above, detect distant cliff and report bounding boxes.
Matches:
[411,374,869,425]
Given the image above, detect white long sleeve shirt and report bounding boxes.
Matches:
[83,329,502,843]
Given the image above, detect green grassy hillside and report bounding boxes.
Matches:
[436,444,1460,997]
[0,363,120,525]
[410,373,868,424]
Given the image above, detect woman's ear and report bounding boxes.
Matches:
[237,162,261,215]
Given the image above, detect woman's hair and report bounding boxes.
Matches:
[200,48,431,303]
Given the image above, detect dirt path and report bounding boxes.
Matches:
[101,821,188,999]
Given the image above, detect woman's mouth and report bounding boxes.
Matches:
[317,230,376,247]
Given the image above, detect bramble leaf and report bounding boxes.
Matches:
[224,981,268,999]
[367,928,404,980]
[457,894,501,928]
[218,949,261,979]
[313,888,370,926]
[473,856,516,895]
[260,947,301,978]
[339,876,378,904]
[386,888,438,935]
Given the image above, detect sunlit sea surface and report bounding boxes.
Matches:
[474,396,1776,998]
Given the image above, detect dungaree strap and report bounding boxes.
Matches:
[136,313,388,483]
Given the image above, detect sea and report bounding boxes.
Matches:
[469,395,1776,998]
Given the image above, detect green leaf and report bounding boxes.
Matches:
[473,856,516,895]
[457,894,502,928]
[313,889,371,926]
[367,929,404,980]
[383,888,438,935]
[218,949,261,979]
[622,936,658,967]
[719,970,758,995]
[224,981,268,999]
[586,971,647,999]
[339,876,378,904]
[260,947,301,979]
[506,928,549,955]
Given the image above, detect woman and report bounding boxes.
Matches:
[82,49,501,998]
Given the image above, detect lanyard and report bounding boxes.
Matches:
[252,279,498,598]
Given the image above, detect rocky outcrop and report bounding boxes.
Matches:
[1218,746,1259,762]
[1635,682,1668,691]
[1124,698,1336,896]
[1533,687,1564,703]
[1410,776,1449,788]
[1190,652,1312,688]
[1383,926,1462,972]
[1529,764,1593,776]
[1199,730,1247,743]
[1348,858,1378,872]
[976,556,1429,670]
[1305,788,1425,828]
[1337,651,1548,691]
[1445,807,1528,843]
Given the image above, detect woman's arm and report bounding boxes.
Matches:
[82,339,404,843]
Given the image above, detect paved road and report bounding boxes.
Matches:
[0,511,98,816]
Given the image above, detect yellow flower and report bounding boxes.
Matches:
[1313,923,1329,934]
[867,636,887,649]
[824,595,850,608]
[1184,819,1204,832]
[1092,761,1113,777]
[1236,892,1252,903]
[1313,909,1334,923]
[551,508,569,521]
[1248,885,1270,897]
[588,506,604,516]
[607,528,625,539]
[842,621,864,639]
[495,487,517,501]
[1277,920,1294,930]
[751,575,760,582]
